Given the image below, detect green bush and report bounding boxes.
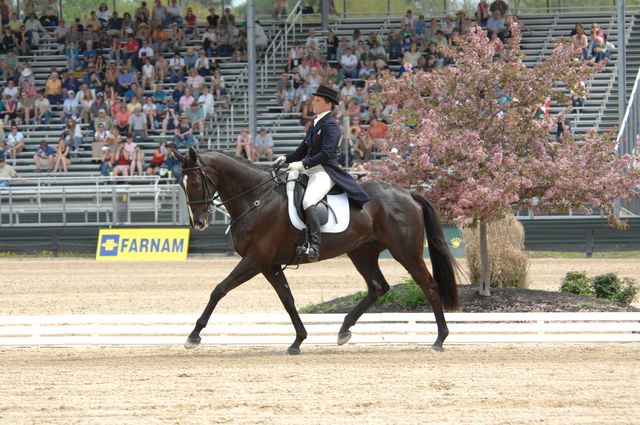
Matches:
[615,278,640,305]
[397,279,429,307]
[560,271,639,305]
[593,273,622,301]
[560,271,593,296]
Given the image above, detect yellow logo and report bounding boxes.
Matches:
[96,228,190,261]
[450,237,462,248]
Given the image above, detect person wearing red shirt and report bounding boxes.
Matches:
[114,103,132,135]
[366,116,389,150]
[184,7,197,39]
[122,35,139,64]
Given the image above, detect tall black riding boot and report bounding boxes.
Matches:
[301,204,322,262]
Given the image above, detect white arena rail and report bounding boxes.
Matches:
[0,313,639,346]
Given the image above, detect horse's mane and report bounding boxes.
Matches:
[200,150,270,176]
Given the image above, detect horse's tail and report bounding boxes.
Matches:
[411,193,460,311]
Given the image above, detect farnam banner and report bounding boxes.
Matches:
[96,228,190,261]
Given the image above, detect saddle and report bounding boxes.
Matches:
[286,170,351,234]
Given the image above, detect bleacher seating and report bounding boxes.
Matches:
[2,9,638,176]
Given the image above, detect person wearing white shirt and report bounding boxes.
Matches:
[305,28,319,49]
[197,87,215,118]
[339,48,358,78]
[255,21,268,50]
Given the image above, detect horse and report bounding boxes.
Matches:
[175,148,460,354]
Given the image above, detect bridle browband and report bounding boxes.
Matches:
[181,158,287,229]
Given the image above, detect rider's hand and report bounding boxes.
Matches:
[288,161,304,171]
[274,155,287,166]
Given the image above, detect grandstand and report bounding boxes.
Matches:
[1,1,639,230]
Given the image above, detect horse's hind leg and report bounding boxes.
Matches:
[338,245,388,345]
[393,252,449,351]
[263,266,308,355]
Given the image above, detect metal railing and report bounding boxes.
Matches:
[0,181,188,227]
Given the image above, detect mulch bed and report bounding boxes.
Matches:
[303,284,639,313]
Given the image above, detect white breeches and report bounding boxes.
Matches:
[302,165,335,210]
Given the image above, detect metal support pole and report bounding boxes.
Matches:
[617,0,627,136]
[321,0,329,32]
[248,0,257,145]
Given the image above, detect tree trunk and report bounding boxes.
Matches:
[478,221,491,296]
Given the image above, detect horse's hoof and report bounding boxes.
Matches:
[184,336,201,349]
[285,347,301,356]
[431,344,445,352]
[337,331,352,346]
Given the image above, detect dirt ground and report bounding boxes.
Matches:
[0,257,639,424]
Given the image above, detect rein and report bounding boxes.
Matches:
[182,160,288,230]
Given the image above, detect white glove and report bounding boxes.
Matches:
[274,155,287,166]
[288,161,304,171]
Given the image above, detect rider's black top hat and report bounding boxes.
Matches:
[312,85,340,105]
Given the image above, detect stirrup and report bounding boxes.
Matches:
[297,243,319,262]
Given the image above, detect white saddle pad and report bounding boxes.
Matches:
[286,170,350,233]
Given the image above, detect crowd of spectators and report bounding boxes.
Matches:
[0,0,611,178]
[0,1,255,179]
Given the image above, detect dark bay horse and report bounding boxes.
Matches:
[175,148,459,354]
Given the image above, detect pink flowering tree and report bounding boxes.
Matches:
[371,26,640,296]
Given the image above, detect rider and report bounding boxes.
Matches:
[274,85,370,262]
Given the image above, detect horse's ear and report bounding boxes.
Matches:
[188,147,198,163]
[172,148,184,162]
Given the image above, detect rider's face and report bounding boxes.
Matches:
[312,95,332,115]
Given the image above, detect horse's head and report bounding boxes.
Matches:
[174,147,216,231]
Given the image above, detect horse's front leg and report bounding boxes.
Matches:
[185,256,259,349]
[263,265,307,355]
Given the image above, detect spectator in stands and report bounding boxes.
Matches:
[340,78,356,102]
[152,53,167,83]
[195,50,214,77]
[128,107,148,141]
[151,0,168,27]
[354,130,373,162]
[78,86,95,124]
[253,126,273,162]
[85,11,101,35]
[61,90,78,121]
[5,123,25,166]
[486,10,506,42]
[24,14,45,47]
[98,3,113,24]
[271,0,287,20]
[146,141,167,176]
[142,96,158,129]
[17,90,34,126]
[63,118,83,156]
[476,0,490,26]
[117,64,137,96]
[123,135,144,176]
[197,86,215,119]
[0,151,22,186]
[235,127,252,159]
[94,107,113,132]
[168,50,186,83]
[106,11,123,37]
[99,146,114,176]
[490,0,509,17]
[556,112,572,142]
[339,47,358,79]
[326,30,338,62]
[0,0,9,26]
[141,58,156,90]
[174,113,196,149]
[112,139,130,176]
[160,102,177,135]
[178,87,195,112]
[45,72,62,105]
[15,24,32,55]
[187,102,205,137]
[94,122,111,146]
[441,14,456,37]
[34,91,51,127]
[114,102,131,135]
[299,98,314,130]
[65,41,81,72]
[169,22,185,51]
[211,69,229,108]
[1,50,18,81]
[186,67,205,98]
[280,82,297,113]
[52,136,70,173]
[166,0,183,26]
[571,24,589,60]
[592,34,608,63]
[206,7,219,28]
[2,93,18,123]
[401,10,415,34]
[33,139,54,171]
[220,7,235,29]
[62,72,80,99]
[386,28,402,60]
[366,116,388,150]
